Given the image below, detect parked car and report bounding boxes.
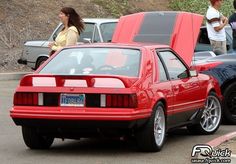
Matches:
[112,11,236,125]
[192,26,236,124]
[192,54,236,124]
[195,25,233,53]
[10,44,222,152]
[193,51,217,62]
[10,12,222,152]
[18,18,118,69]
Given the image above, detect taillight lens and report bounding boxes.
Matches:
[104,94,137,108]
[14,92,38,106]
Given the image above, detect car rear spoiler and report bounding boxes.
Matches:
[19,74,138,88]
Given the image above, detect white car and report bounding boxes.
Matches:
[18,18,118,69]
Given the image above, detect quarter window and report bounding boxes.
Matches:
[157,56,167,82]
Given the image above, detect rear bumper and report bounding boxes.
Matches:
[10,107,152,128]
[12,118,149,138]
[12,118,148,129]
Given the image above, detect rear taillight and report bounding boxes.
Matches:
[102,94,137,108]
[14,92,38,106]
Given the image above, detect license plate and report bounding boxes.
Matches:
[60,94,85,107]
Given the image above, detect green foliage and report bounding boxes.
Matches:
[92,0,130,17]
[169,0,234,17]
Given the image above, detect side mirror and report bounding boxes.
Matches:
[189,70,198,77]
[53,34,57,41]
[177,70,188,79]
[83,38,92,43]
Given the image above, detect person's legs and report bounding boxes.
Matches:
[210,40,226,55]
[221,40,227,54]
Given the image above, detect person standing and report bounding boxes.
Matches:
[229,0,236,51]
[49,7,84,55]
[206,0,228,55]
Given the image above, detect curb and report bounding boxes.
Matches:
[207,131,236,148]
[0,72,31,81]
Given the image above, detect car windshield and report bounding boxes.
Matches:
[100,22,117,42]
[39,47,141,77]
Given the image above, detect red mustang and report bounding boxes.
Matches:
[10,12,222,152]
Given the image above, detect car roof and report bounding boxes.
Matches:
[83,18,118,24]
[65,42,170,50]
[56,18,118,27]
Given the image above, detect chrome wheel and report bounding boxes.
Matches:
[136,102,166,152]
[154,106,165,146]
[200,95,221,133]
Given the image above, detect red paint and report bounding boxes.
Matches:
[192,62,222,72]
[171,12,203,66]
[112,12,203,67]
[112,12,145,44]
[10,44,222,123]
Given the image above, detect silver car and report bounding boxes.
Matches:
[18,18,118,69]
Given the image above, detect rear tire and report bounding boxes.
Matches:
[136,102,166,152]
[22,126,54,149]
[222,82,236,124]
[187,92,222,135]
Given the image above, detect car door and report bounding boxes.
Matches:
[158,50,202,125]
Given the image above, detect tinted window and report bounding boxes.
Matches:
[79,23,95,42]
[100,22,117,42]
[198,28,210,44]
[159,51,188,80]
[52,23,97,43]
[40,48,141,77]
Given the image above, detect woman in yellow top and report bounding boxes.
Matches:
[49,7,84,55]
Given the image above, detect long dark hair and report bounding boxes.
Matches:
[61,7,84,34]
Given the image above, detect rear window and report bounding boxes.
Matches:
[100,22,117,42]
[39,48,141,77]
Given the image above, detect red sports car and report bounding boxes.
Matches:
[10,12,222,152]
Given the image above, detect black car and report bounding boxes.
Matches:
[193,54,236,124]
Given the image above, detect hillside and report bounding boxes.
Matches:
[0,0,170,72]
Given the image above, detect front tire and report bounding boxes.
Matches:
[187,92,222,135]
[136,102,166,152]
[222,82,236,124]
[22,126,54,149]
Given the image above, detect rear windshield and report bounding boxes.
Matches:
[39,48,141,77]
